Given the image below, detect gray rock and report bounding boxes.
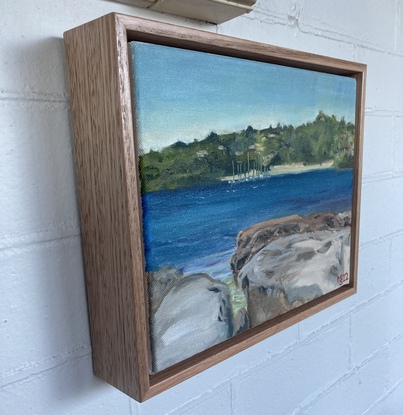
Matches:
[148,266,184,314]
[231,211,351,275]
[150,273,233,373]
[232,211,351,327]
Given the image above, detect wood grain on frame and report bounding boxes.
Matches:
[64,13,366,401]
[64,14,150,400]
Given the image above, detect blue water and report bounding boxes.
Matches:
[141,168,353,277]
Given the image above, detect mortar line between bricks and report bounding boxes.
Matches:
[360,228,403,247]
[244,8,403,57]
[230,381,234,415]
[244,8,288,27]
[362,172,394,183]
[215,280,403,389]
[293,331,403,414]
[346,280,403,321]
[363,171,403,183]
[0,344,91,390]
[299,23,402,57]
[286,280,403,359]
[348,314,353,370]
[363,170,403,182]
[221,311,349,386]
[0,90,69,103]
[361,377,403,415]
[164,381,232,415]
[353,166,403,185]
[0,232,81,258]
[365,109,403,117]
[0,96,69,106]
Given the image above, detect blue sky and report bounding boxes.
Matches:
[130,42,357,154]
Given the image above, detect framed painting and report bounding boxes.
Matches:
[64,13,366,401]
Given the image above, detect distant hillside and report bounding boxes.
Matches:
[138,111,355,193]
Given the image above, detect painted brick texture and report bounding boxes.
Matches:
[1,1,403,414]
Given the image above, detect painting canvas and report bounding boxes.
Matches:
[129,41,357,374]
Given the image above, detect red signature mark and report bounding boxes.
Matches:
[337,272,349,285]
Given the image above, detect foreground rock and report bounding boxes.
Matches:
[150,272,233,372]
[148,266,183,314]
[231,211,351,327]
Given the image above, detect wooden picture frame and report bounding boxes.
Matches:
[64,13,366,402]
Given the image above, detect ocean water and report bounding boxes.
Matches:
[141,168,353,278]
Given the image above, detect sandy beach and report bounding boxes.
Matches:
[269,161,334,175]
[220,161,334,181]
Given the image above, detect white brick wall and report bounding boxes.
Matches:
[1,0,402,413]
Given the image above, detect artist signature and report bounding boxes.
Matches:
[337,272,349,285]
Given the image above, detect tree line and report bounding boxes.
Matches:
[139,111,355,193]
